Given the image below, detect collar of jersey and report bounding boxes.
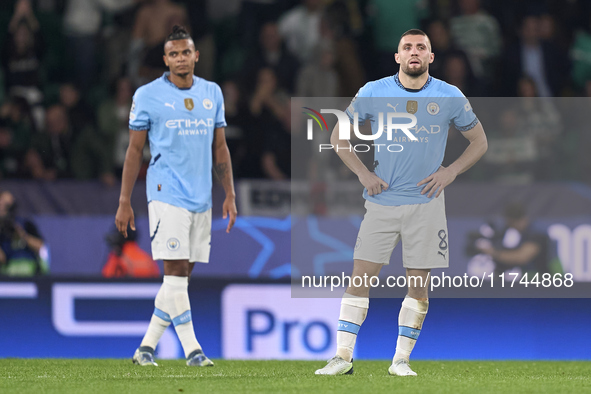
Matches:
[394,73,432,93]
[162,72,197,90]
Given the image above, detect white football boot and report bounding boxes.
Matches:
[132,347,158,366]
[388,359,417,376]
[315,355,353,375]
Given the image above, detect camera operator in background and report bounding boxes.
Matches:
[467,201,561,276]
[102,225,160,278]
[0,190,48,276]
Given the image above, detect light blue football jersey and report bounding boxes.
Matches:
[129,72,227,212]
[346,73,478,206]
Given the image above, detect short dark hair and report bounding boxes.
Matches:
[399,29,431,50]
[164,25,192,45]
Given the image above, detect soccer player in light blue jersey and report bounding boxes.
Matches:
[315,29,488,376]
[115,26,237,367]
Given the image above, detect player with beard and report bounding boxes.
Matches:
[315,29,488,376]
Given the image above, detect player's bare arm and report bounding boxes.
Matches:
[330,122,388,196]
[115,129,147,237]
[418,121,487,198]
[479,242,540,265]
[213,127,237,233]
[14,223,43,254]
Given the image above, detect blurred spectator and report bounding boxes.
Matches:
[450,0,502,81]
[296,43,339,97]
[474,201,559,276]
[102,1,145,84]
[538,13,566,47]
[64,0,140,91]
[243,22,300,94]
[575,81,591,183]
[515,76,562,180]
[442,53,482,97]
[0,190,48,277]
[238,0,286,50]
[222,80,250,178]
[0,98,34,152]
[97,77,138,176]
[25,104,72,180]
[0,121,20,179]
[483,109,537,183]
[58,81,116,183]
[504,15,569,97]
[368,0,428,79]
[571,13,591,91]
[427,20,471,82]
[129,0,189,86]
[249,68,290,180]
[1,0,45,130]
[319,8,365,97]
[70,132,116,186]
[322,0,364,38]
[0,98,35,178]
[183,0,216,81]
[102,226,160,278]
[59,83,95,137]
[207,0,241,22]
[278,0,324,64]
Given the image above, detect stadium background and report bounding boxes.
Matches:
[1,0,591,361]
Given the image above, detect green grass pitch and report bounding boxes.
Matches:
[1,359,590,393]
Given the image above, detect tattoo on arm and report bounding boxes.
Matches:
[214,162,228,180]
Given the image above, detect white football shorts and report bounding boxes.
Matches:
[148,200,212,263]
[353,192,449,269]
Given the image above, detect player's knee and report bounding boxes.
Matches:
[346,284,371,298]
[163,260,190,276]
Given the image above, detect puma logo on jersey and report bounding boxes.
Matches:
[387,103,398,112]
[165,102,176,110]
[438,251,447,259]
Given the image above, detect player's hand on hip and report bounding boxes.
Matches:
[358,170,388,196]
[115,202,135,238]
[223,196,237,233]
[417,166,457,198]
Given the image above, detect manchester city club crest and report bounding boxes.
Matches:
[427,102,440,115]
[167,238,180,251]
[184,98,194,111]
[406,100,418,114]
[203,98,213,110]
[355,237,362,250]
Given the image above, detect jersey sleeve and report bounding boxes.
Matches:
[129,88,151,131]
[214,84,227,129]
[451,92,479,132]
[346,82,372,125]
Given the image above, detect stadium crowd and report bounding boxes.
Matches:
[0,0,591,184]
